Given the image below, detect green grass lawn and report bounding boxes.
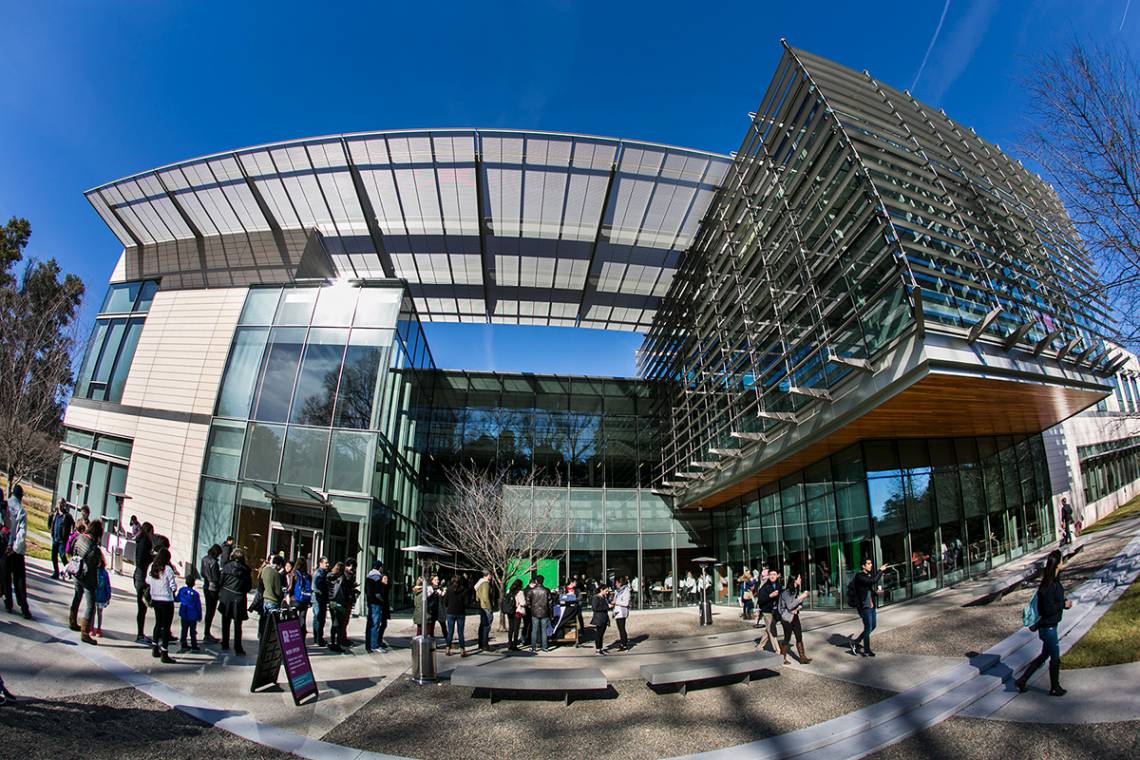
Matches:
[1063,575,1140,669]
[1082,494,1140,535]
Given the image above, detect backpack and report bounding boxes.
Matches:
[293,573,313,605]
[96,568,112,606]
[1022,592,1040,630]
[845,578,862,610]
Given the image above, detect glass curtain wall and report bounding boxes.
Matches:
[194,281,434,607]
[709,434,1053,610]
[74,280,158,403]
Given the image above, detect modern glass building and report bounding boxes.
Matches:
[59,44,1132,611]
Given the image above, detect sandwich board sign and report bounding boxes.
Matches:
[250,607,318,705]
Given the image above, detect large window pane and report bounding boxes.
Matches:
[290,328,349,425]
[87,459,110,519]
[196,478,237,562]
[605,489,638,532]
[106,464,127,521]
[100,282,141,313]
[354,287,402,328]
[75,321,109,397]
[243,423,285,482]
[312,283,360,326]
[91,319,126,385]
[240,288,281,325]
[204,420,246,480]
[251,328,306,422]
[274,288,317,325]
[333,329,393,429]
[640,493,675,532]
[327,431,375,493]
[569,489,603,533]
[281,427,330,488]
[216,328,270,418]
[107,319,144,401]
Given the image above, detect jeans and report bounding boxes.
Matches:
[180,619,198,648]
[133,571,149,638]
[478,608,493,648]
[859,606,877,651]
[1020,624,1062,685]
[52,540,66,576]
[2,553,29,613]
[446,613,466,649]
[313,598,327,642]
[531,616,549,651]
[202,589,218,638]
[71,580,96,623]
[594,619,608,651]
[258,602,279,640]
[615,616,628,648]
[367,603,383,649]
[152,600,175,654]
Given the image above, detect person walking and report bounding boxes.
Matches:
[218,548,252,655]
[590,581,610,655]
[177,576,203,652]
[199,544,222,643]
[612,575,631,651]
[444,574,470,657]
[475,569,494,652]
[312,556,330,646]
[1015,550,1073,696]
[50,499,73,579]
[257,555,285,640]
[69,521,104,644]
[754,568,783,652]
[503,579,523,650]
[778,572,812,664]
[364,560,384,653]
[132,522,155,644]
[1059,498,1074,546]
[849,558,889,657]
[146,548,178,663]
[739,571,755,620]
[3,485,32,619]
[527,575,551,653]
[290,557,313,640]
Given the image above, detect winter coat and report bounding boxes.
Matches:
[778,587,805,624]
[199,554,221,593]
[178,586,203,621]
[219,559,252,620]
[74,533,103,588]
[146,566,178,602]
[850,570,883,610]
[526,584,552,619]
[1037,579,1067,627]
[590,593,610,627]
[475,577,493,610]
[445,579,469,616]
[612,585,631,619]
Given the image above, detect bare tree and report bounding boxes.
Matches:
[426,466,565,601]
[1022,42,1140,351]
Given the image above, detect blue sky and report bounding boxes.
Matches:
[2,0,1136,375]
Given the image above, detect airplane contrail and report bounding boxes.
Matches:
[911,0,952,92]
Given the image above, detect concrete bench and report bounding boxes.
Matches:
[449,666,609,705]
[640,650,780,696]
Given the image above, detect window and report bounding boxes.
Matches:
[75,280,158,403]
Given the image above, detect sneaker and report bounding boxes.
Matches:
[865,650,876,657]
[849,641,860,656]
[178,646,190,654]
[160,654,175,664]
[1049,686,1067,697]
[234,647,247,656]
[151,647,161,659]
[595,650,606,656]
[136,635,151,646]
[203,635,220,644]
[191,645,201,652]
[21,610,32,621]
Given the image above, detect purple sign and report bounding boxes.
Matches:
[277,615,318,704]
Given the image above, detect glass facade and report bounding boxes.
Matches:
[1080,436,1140,505]
[195,281,434,606]
[57,428,133,526]
[708,435,1053,609]
[74,280,158,402]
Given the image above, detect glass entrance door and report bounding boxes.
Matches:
[268,522,322,567]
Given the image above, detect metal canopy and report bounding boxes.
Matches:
[86,129,731,333]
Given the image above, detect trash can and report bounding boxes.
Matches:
[411,634,437,684]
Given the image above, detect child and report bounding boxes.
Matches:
[94,555,112,637]
[177,576,203,653]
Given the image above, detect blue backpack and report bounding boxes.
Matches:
[95,568,112,606]
[1022,592,1040,629]
[294,573,313,605]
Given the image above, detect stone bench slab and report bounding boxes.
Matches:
[449,666,608,705]
[641,651,780,695]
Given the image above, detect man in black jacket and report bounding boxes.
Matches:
[849,558,890,656]
[312,557,330,647]
[199,544,223,642]
[341,558,359,647]
[50,499,74,579]
[754,568,783,652]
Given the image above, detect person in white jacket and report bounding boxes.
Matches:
[612,575,632,651]
[146,547,178,663]
[4,485,31,619]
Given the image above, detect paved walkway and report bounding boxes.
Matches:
[3,515,1137,760]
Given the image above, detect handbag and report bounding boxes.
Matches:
[743,590,753,601]
[248,585,264,614]
[64,555,82,580]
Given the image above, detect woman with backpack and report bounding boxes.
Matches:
[146,547,178,663]
[68,521,104,645]
[778,572,812,664]
[1015,550,1073,696]
[290,557,313,642]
